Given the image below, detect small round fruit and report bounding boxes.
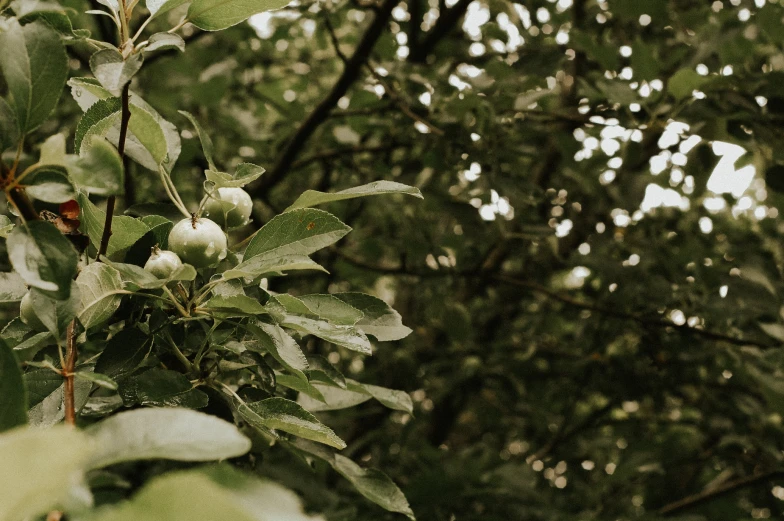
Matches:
[204,187,253,229]
[144,248,183,279]
[20,292,46,331]
[168,217,228,268]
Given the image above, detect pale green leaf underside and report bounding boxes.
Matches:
[86,408,252,469]
[187,0,293,31]
[286,181,423,211]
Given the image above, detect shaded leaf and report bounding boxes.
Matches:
[7,220,78,300]
[0,338,27,431]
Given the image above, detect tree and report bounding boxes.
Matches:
[4,0,784,519]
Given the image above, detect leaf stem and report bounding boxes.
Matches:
[167,17,189,34]
[162,329,193,372]
[158,166,191,217]
[132,15,154,43]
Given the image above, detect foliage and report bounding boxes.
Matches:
[5,0,784,520]
[0,0,419,519]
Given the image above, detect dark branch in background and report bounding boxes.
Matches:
[407,0,472,63]
[291,142,408,170]
[658,470,784,516]
[251,0,397,199]
[496,275,775,349]
[365,62,444,135]
[98,83,131,259]
[331,251,775,349]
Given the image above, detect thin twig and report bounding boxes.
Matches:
[98,83,131,259]
[366,63,444,135]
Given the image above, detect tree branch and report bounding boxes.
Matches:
[495,275,776,349]
[252,0,397,198]
[63,321,78,426]
[407,0,472,63]
[64,80,131,425]
[658,470,784,516]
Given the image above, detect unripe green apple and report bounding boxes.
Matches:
[144,248,183,278]
[203,187,253,229]
[20,291,46,331]
[168,217,228,268]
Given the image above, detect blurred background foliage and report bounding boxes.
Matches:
[9,0,784,519]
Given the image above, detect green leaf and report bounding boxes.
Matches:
[84,470,323,521]
[90,49,143,96]
[244,208,351,260]
[245,321,308,381]
[332,454,415,519]
[69,79,177,171]
[201,465,327,521]
[0,97,19,152]
[76,262,124,330]
[95,327,151,380]
[306,355,346,389]
[74,96,122,154]
[0,338,27,431]
[668,68,709,101]
[22,164,75,203]
[298,382,371,411]
[119,368,208,408]
[291,440,414,519]
[361,383,413,414]
[28,366,92,426]
[18,9,91,42]
[243,397,345,449]
[279,315,372,354]
[188,0,293,31]
[286,181,423,211]
[124,218,174,265]
[333,292,412,341]
[276,372,327,403]
[203,294,267,316]
[0,272,27,302]
[145,32,185,52]
[78,192,151,257]
[759,322,784,343]
[147,0,191,18]
[106,259,196,289]
[85,408,252,469]
[298,294,364,326]
[7,220,79,300]
[179,110,217,170]
[75,370,118,390]
[24,368,63,409]
[205,162,265,188]
[223,254,327,280]
[299,379,412,413]
[72,138,125,195]
[0,426,90,521]
[0,19,67,134]
[29,284,81,340]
